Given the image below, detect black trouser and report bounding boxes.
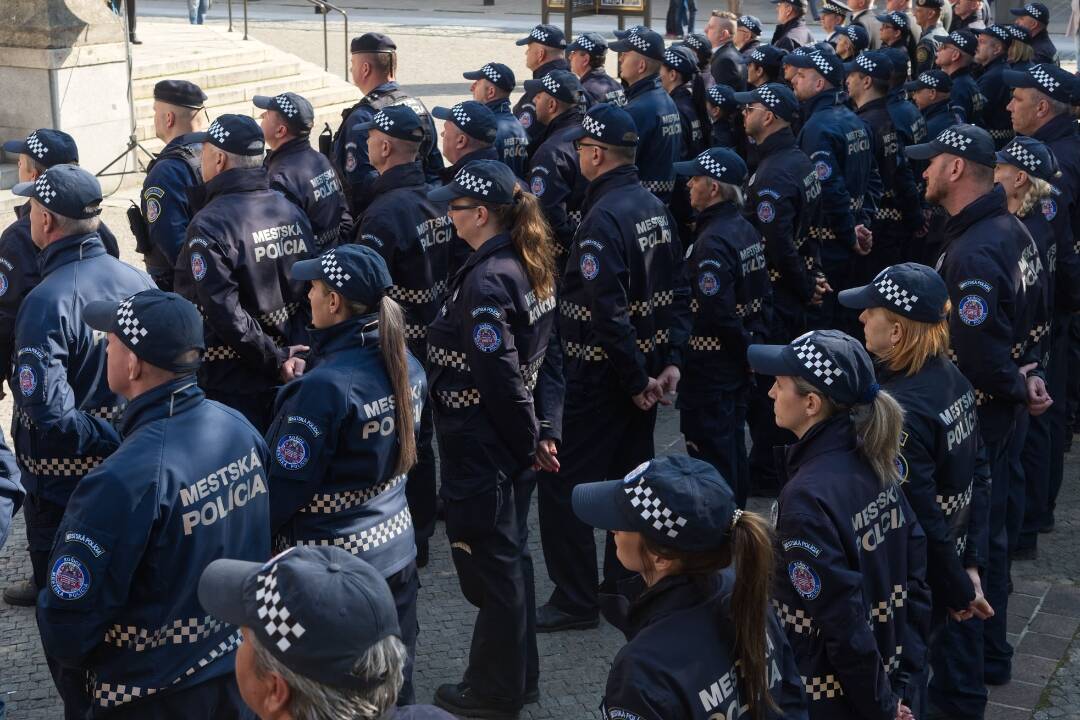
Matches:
[98,673,252,719]
[538,388,654,617]
[205,388,275,434]
[445,480,529,704]
[387,561,420,705]
[747,373,796,496]
[124,0,136,38]
[513,470,540,695]
[26,493,92,720]
[927,594,988,720]
[680,387,749,507]
[406,402,437,552]
[983,427,1017,682]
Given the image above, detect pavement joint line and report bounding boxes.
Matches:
[1016,585,1053,648]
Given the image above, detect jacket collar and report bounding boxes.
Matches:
[456,232,513,281]
[370,160,427,197]
[533,57,570,79]
[696,200,739,227]
[948,65,973,80]
[780,413,857,481]
[856,96,889,115]
[943,185,1008,243]
[265,136,312,163]
[802,89,843,117]
[39,232,107,277]
[192,166,270,212]
[485,97,513,114]
[1032,113,1077,143]
[609,573,730,641]
[584,164,641,208]
[442,146,500,184]
[120,376,204,436]
[757,126,798,154]
[163,131,204,152]
[308,313,380,357]
[924,98,953,117]
[626,74,663,101]
[536,107,585,145]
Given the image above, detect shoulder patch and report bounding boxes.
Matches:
[275,434,310,470]
[471,306,503,320]
[473,322,502,352]
[698,271,720,296]
[603,707,645,720]
[345,149,358,173]
[782,538,822,557]
[0,272,8,297]
[287,415,322,437]
[580,253,600,280]
[757,200,776,224]
[519,111,533,129]
[18,364,36,397]
[958,295,989,326]
[360,233,383,248]
[145,197,162,224]
[64,531,105,557]
[894,453,909,482]
[814,160,832,181]
[958,278,993,293]
[50,555,91,600]
[530,176,546,197]
[190,252,207,281]
[788,560,822,600]
[1041,197,1057,221]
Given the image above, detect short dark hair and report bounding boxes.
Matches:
[589,52,607,69]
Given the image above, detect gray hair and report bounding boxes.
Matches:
[48,212,101,237]
[717,180,745,207]
[222,150,265,170]
[249,632,406,720]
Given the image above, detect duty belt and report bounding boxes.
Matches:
[301,474,406,514]
[641,179,675,194]
[388,280,447,306]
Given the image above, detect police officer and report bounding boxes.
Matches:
[355,105,450,565]
[846,51,922,277]
[681,33,715,131]
[785,50,876,335]
[37,289,268,719]
[673,148,770,506]
[834,23,871,60]
[822,0,850,46]
[771,0,816,51]
[536,103,689,632]
[745,44,788,86]
[524,70,588,257]
[934,30,985,127]
[949,0,986,32]
[513,24,570,142]
[174,114,315,432]
[704,84,745,151]
[132,80,206,290]
[661,46,707,249]
[571,456,809,719]
[566,33,625,108]
[906,70,964,137]
[882,47,928,152]
[747,329,931,720]
[973,26,1016,148]
[1010,2,1057,64]
[877,10,918,71]
[8,164,153,714]
[439,100,503,178]
[1004,64,1080,562]
[736,14,764,54]
[464,62,530,178]
[913,0,946,74]
[0,130,122,409]
[426,160,556,716]
[849,0,883,48]
[906,123,1042,690]
[1006,24,1037,70]
[331,33,443,215]
[734,83,824,496]
[609,28,684,203]
[838,264,992,720]
[265,245,426,703]
[256,92,348,251]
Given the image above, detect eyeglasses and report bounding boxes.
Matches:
[741,105,767,114]
[447,203,483,213]
[573,140,607,152]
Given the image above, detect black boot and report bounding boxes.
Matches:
[3,578,37,607]
[434,683,521,719]
[536,603,599,633]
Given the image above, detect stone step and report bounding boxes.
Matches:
[0,164,17,192]
[133,45,274,82]
[132,59,305,100]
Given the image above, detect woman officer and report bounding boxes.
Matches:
[838,263,993,719]
[264,244,426,703]
[571,454,808,720]
[747,329,931,720]
[425,159,557,719]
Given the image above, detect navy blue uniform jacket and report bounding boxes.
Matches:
[266,315,426,578]
[623,75,683,202]
[485,97,530,179]
[37,379,270,712]
[140,133,202,286]
[266,136,349,251]
[528,107,588,256]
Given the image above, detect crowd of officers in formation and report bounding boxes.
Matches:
[0,2,1076,717]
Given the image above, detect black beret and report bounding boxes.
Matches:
[153,80,207,109]
[351,32,396,54]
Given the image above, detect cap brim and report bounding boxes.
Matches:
[607,39,636,52]
[905,141,942,160]
[427,184,463,202]
[1002,68,1034,88]
[290,257,326,283]
[431,106,454,121]
[902,80,922,91]
[522,79,546,95]
[187,131,212,144]
[571,479,636,531]
[515,37,534,46]
[462,70,484,80]
[731,90,760,105]
[197,558,262,628]
[782,53,814,67]
[672,159,704,176]
[2,140,25,155]
[746,343,797,377]
[837,284,880,310]
[82,300,121,332]
[10,180,34,198]
[564,125,588,143]
[251,95,274,110]
[1009,7,1026,14]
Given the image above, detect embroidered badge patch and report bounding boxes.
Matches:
[18,364,35,397]
[757,200,776,224]
[895,453,909,481]
[0,272,7,298]
[1042,197,1057,221]
[191,252,207,281]
[145,197,162,224]
[50,555,91,600]
[275,434,310,470]
[959,295,988,326]
[530,176,546,197]
[473,322,502,352]
[519,112,533,129]
[345,150,358,173]
[788,560,822,600]
[698,271,720,296]
[580,253,600,280]
[814,160,832,181]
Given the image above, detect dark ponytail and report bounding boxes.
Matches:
[377,296,416,475]
[487,188,557,298]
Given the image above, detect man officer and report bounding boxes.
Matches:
[331,33,442,216]
[464,62,530,178]
[609,27,684,203]
[973,25,1016,148]
[513,24,571,142]
[913,0,946,74]
[8,164,153,714]
[257,92,348,252]
[566,33,625,108]
[38,289,270,719]
[934,30,986,126]
[537,103,689,632]
[133,80,207,291]
[175,115,314,432]
[1010,2,1057,64]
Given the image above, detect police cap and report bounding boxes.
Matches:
[838,263,950,323]
[11,163,102,219]
[733,82,799,122]
[748,329,881,406]
[706,83,738,109]
[674,147,748,185]
[821,0,850,16]
[565,103,639,147]
[351,32,396,54]
[972,24,1014,46]
[738,14,766,32]
[567,32,609,57]
[191,114,265,156]
[661,45,699,77]
[355,105,426,143]
[2,129,78,167]
[877,10,910,30]
[903,68,953,92]
[515,24,567,49]
[838,24,871,51]
[934,29,978,55]
[681,33,714,65]
[995,135,1061,183]
[153,79,207,109]
[291,245,393,307]
[845,50,895,80]
[252,92,315,134]
[608,28,666,61]
[84,289,205,372]
[429,158,518,205]
[432,101,498,144]
[746,45,788,71]
[1010,2,1050,24]
[784,49,845,87]
[906,123,996,167]
[463,62,516,93]
[1002,63,1076,103]
[523,70,583,105]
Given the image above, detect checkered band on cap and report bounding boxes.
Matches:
[530,27,550,42]
[480,64,502,83]
[541,74,562,95]
[793,338,844,385]
[846,26,861,41]
[809,52,835,77]
[627,32,651,52]
[739,14,760,27]
[320,249,352,289]
[1003,140,1042,173]
[663,49,685,67]
[751,49,767,63]
[856,54,877,73]
[576,35,597,51]
[935,127,974,151]
[372,110,394,131]
[34,173,57,205]
[918,72,939,87]
[887,11,907,27]
[207,120,230,143]
[1007,24,1028,39]
[255,564,306,653]
[623,477,689,538]
[25,132,48,160]
[1030,65,1060,93]
[949,31,970,49]
[707,86,731,105]
[987,25,1011,42]
[582,114,607,138]
[115,296,149,346]
[874,275,919,312]
[1025,3,1042,18]
[454,169,494,196]
[451,103,472,126]
[757,84,781,108]
[274,94,298,118]
[696,151,728,180]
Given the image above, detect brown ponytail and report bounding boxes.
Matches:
[639,509,779,720]
[377,296,417,476]
[486,188,557,298]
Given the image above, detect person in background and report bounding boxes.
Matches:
[567,33,625,107]
[1010,2,1058,63]
[513,24,570,142]
[464,62,530,178]
[736,14,764,54]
